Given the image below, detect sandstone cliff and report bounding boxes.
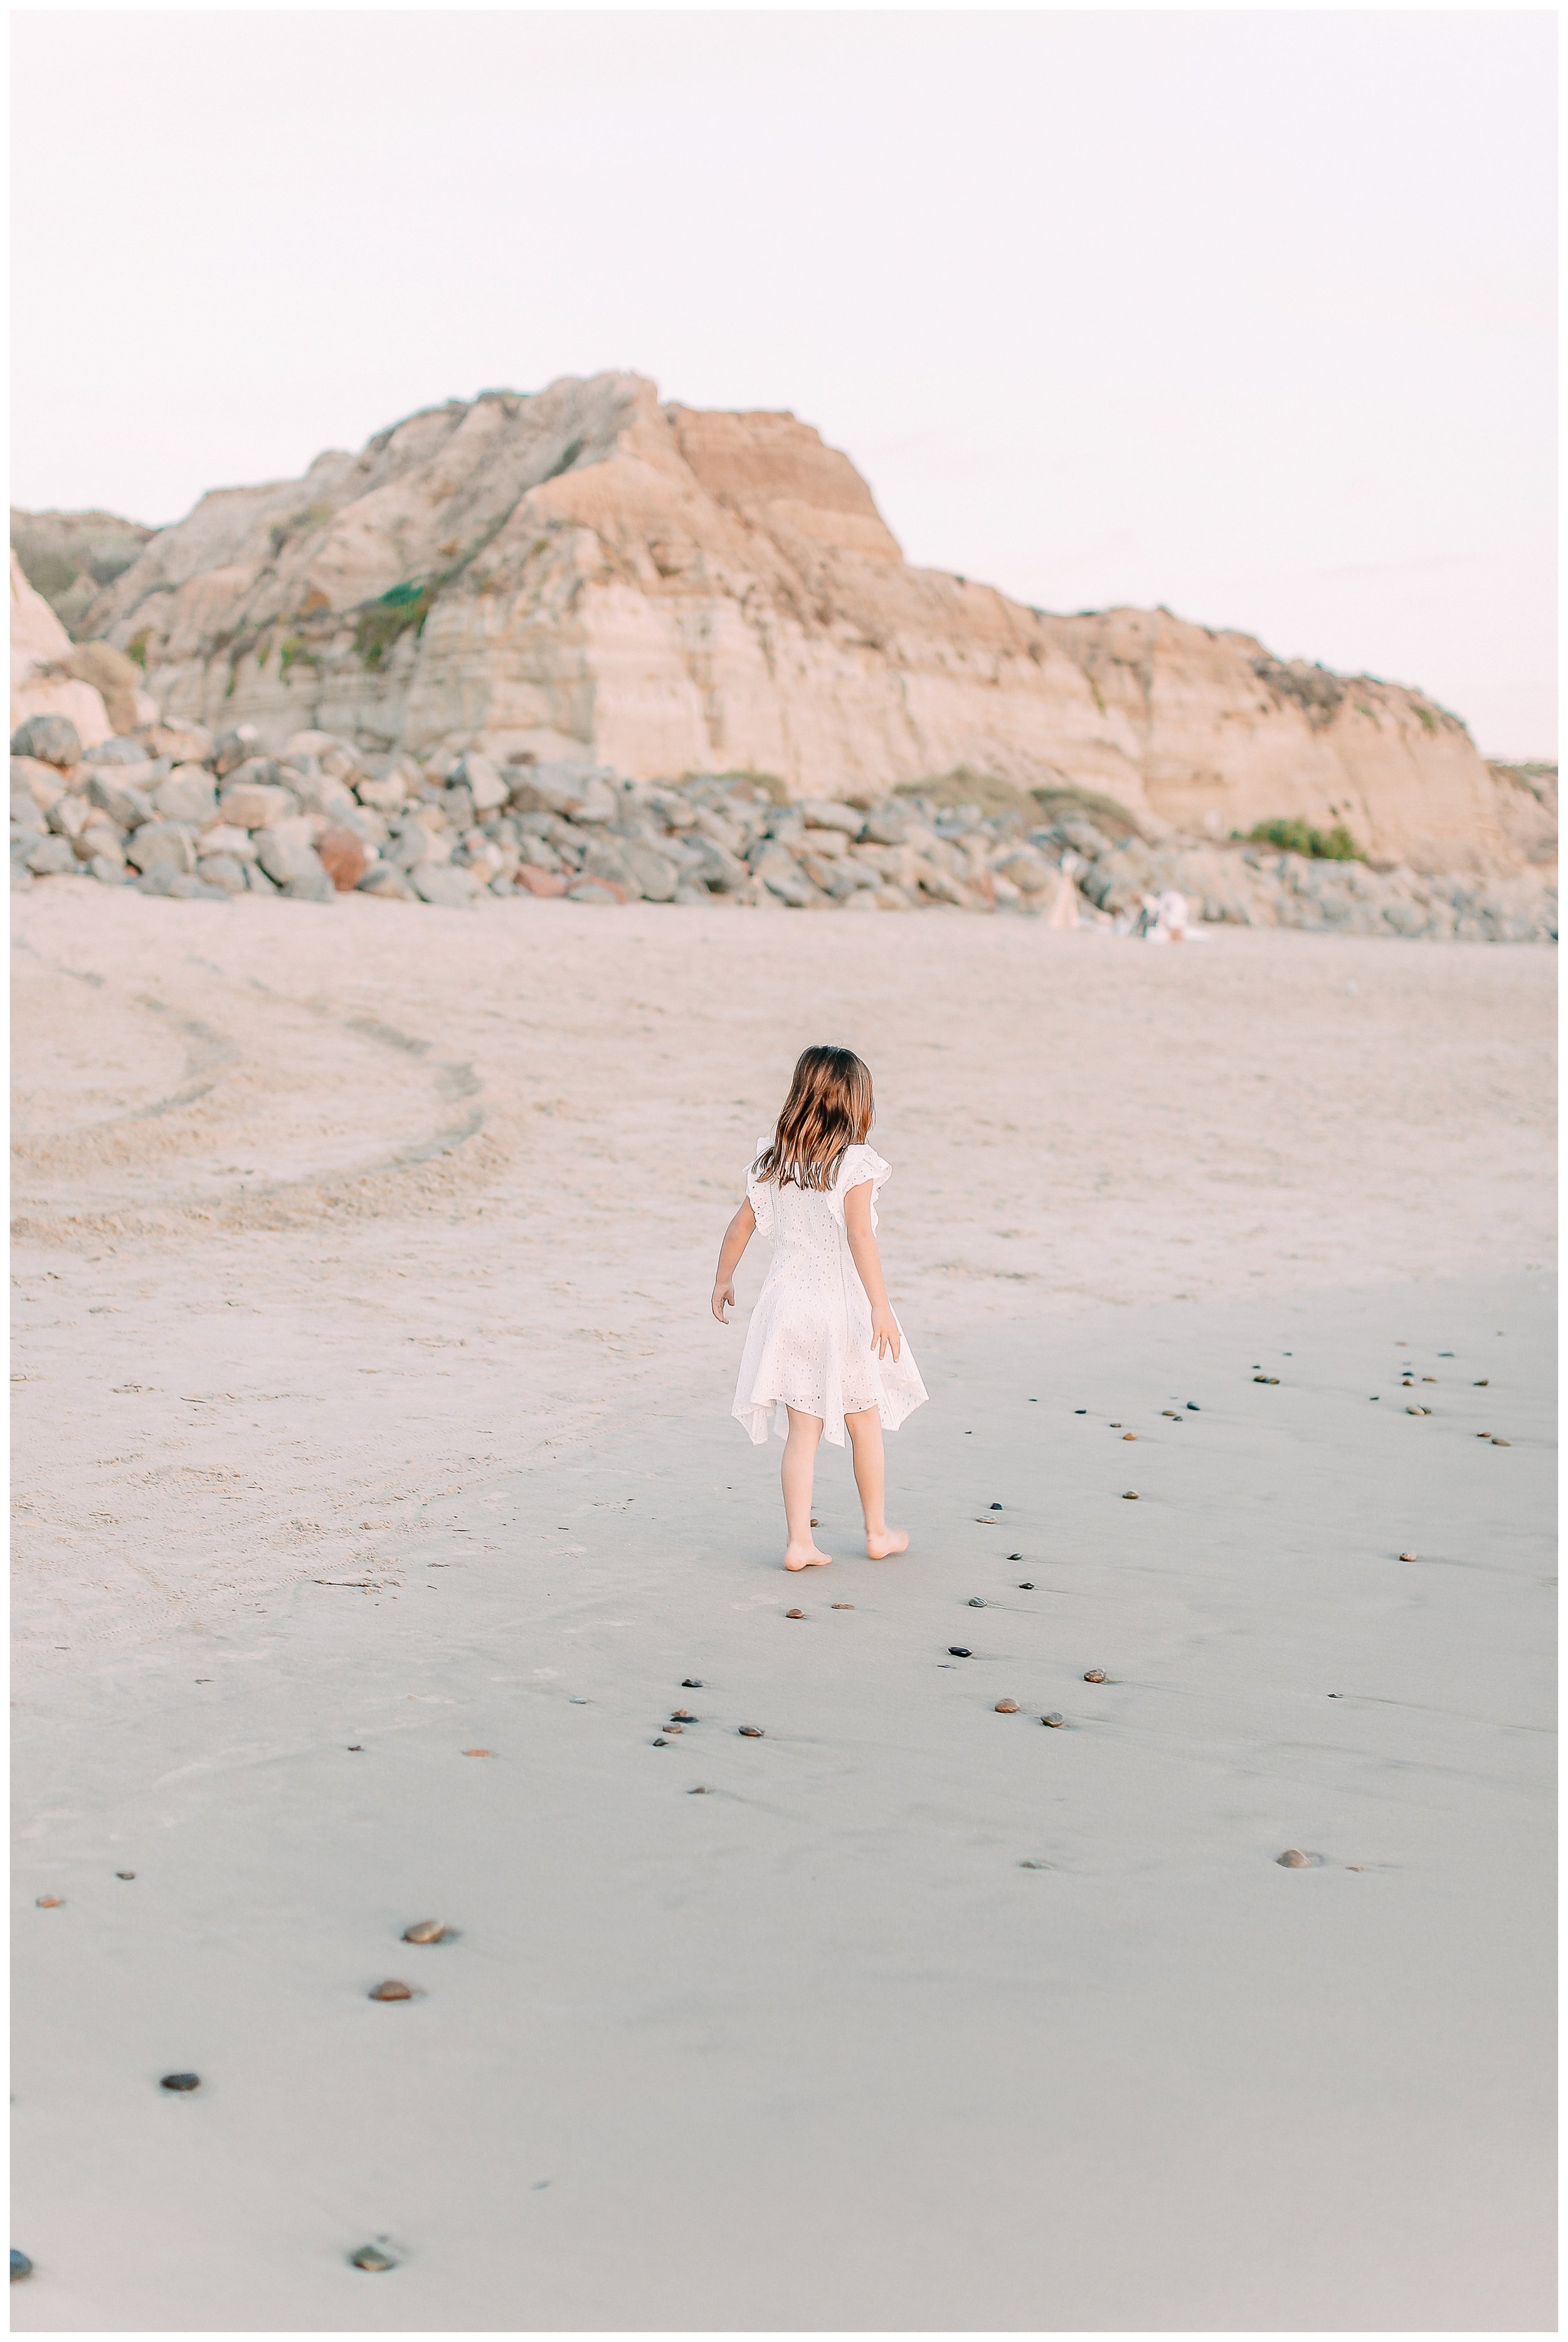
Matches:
[70,373,1528,874]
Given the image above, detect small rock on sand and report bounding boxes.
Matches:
[34,1895,61,1908]
[994,1699,1020,1713]
[681,1678,702,1688]
[462,1747,494,1757]
[402,1921,445,1944]
[349,2245,397,2272]
[1083,1669,1107,1682]
[948,1646,972,1657]
[785,1607,805,1619]
[968,1597,987,1607]
[1399,1550,1418,1562]
[369,1980,413,2001]
[831,1602,854,1609]
[159,2072,201,2092]
[116,1870,135,1879]
[738,1725,764,1738]
[11,2250,33,2281]
[1041,1712,1066,1728]
[1276,1849,1312,1868]
[1122,1490,1140,1500]
[1492,1437,1512,1446]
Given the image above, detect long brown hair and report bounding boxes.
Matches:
[753,1046,874,1191]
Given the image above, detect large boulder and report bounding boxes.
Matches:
[449,751,508,813]
[10,713,81,768]
[410,862,480,907]
[61,642,144,737]
[255,819,327,887]
[153,766,218,825]
[219,779,298,829]
[316,825,371,891]
[125,820,198,875]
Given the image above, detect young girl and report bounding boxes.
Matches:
[712,1045,928,1571]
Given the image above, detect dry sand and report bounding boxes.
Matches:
[9,890,1557,2331]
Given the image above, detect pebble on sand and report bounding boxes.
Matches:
[368,1980,413,2001]
[1492,1437,1512,1446]
[663,1722,684,1732]
[159,2072,201,2092]
[34,1895,61,1908]
[1254,1375,1280,1384]
[462,1747,494,1757]
[948,1646,972,1657]
[1017,1581,1035,1589]
[349,2245,397,2272]
[115,1871,135,1880]
[968,1596,987,1607]
[670,1708,694,1720]
[11,2252,33,2282]
[1276,1849,1313,1868]
[1008,1550,1023,1560]
[738,1725,765,1737]
[1123,1432,1137,1441]
[1122,1490,1140,1500]
[1474,1378,1489,1386]
[785,1608,805,1619]
[1187,1401,1200,1410]
[831,1602,854,1609]
[1399,1550,1418,1562]
[681,1678,703,1688]
[403,1920,447,1944]
[652,1737,669,1746]
[1083,1669,1107,1682]
[1019,1860,1052,1870]
[1041,1712,1066,1728]
[994,1699,1020,1713]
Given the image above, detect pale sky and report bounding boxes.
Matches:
[10,8,1557,755]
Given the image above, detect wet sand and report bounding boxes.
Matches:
[9,892,1557,2329]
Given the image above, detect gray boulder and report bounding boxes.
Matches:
[12,755,66,810]
[256,822,328,887]
[244,860,279,894]
[136,868,230,901]
[11,714,82,768]
[196,854,248,894]
[46,795,92,842]
[799,800,864,837]
[283,869,337,903]
[125,820,198,874]
[82,736,151,766]
[154,768,218,825]
[410,862,480,908]
[356,862,415,901]
[861,805,909,847]
[11,791,45,832]
[24,834,77,875]
[87,855,130,886]
[751,844,818,908]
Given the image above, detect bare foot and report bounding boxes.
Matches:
[783,1542,833,1571]
[866,1529,909,1559]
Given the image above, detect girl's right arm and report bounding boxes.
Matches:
[711,1199,756,1322]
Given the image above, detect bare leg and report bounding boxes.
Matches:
[781,1407,832,1569]
[846,1405,909,1558]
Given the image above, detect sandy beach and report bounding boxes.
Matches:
[10,891,1557,2331]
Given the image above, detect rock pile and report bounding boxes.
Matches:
[6,713,1067,913]
[9,713,1557,937]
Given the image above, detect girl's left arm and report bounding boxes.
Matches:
[844,1181,902,1361]
[711,1199,756,1322]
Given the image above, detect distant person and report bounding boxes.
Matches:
[711,1044,927,1571]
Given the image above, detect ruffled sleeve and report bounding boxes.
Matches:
[833,1143,891,1227]
[745,1137,775,1239]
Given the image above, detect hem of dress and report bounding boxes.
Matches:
[732,1387,926,1448]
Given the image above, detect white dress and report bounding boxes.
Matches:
[731,1140,930,1446]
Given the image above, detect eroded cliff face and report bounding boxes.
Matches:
[78,371,1520,872]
